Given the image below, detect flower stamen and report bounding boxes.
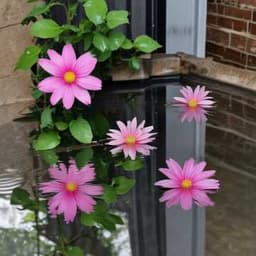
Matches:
[188,99,198,109]
[65,182,78,192]
[181,179,192,189]
[125,135,136,145]
[64,71,76,84]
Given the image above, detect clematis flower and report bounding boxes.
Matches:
[173,85,215,122]
[38,44,102,109]
[39,160,103,223]
[107,117,156,160]
[155,158,220,210]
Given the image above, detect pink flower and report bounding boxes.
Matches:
[107,117,156,160]
[38,44,102,109]
[155,158,220,210]
[173,85,215,122]
[39,160,103,223]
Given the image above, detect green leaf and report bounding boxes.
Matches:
[94,157,109,180]
[33,131,60,151]
[83,33,93,51]
[69,117,93,144]
[107,10,129,29]
[102,185,117,204]
[40,150,58,165]
[118,158,144,171]
[28,3,49,17]
[15,45,41,70]
[75,148,93,169]
[84,0,108,25]
[31,19,64,39]
[113,176,136,195]
[134,35,161,53]
[55,121,68,131]
[91,113,110,137]
[93,33,110,52]
[122,39,133,50]
[40,107,53,129]
[67,247,83,256]
[32,89,43,99]
[98,50,111,62]
[11,188,31,205]
[109,31,126,51]
[128,56,141,71]
[79,19,93,33]
[108,214,124,225]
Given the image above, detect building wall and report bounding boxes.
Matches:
[0,0,33,113]
[207,0,256,70]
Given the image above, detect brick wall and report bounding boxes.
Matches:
[207,0,256,70]
[0,0,33,114]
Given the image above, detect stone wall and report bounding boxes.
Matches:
[0,0,34,123]
[207,0,256,70]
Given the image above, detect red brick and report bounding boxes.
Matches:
[248,55,256,67]
[230,33,247,50]
[249,23,256,34]
[246,38,256,54]
[217,16,247,32]
[224,6,251,20]
[206,42,226,56]
[218,4,225,14]
[252,11,256,21]
[207,14,218,25]
[207,27,230,45]
[233,19,248,32]
[217,16,233,29]
[208,3,217,13]
[239,0,256,5]
[223,48,247,65]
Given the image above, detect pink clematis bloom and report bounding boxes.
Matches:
[107,117,156,160]
[39,160,103,223]
[38,44,102,109]
[173,85,215,122]
[155,158,220,210]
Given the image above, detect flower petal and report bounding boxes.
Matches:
[76,76,102,91]
[62,86,75,109]
[75,192,96,214]
[72,85,91,105]
[38,77,65,93]
[50,87,65,105]
[75,52,97,77]
[47,49,64,67]
[62,44,76,68]
[38,59,62,76]
[180,191,193,210]
[80,185,103,196]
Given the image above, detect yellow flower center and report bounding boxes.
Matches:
[125,135,136,145]
[64,71,76,84]
[181,179,192,189]
[188,99,198,109]
[65,182,78,192]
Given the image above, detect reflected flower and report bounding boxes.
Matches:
[155,158,220,210]
[39,160,103,223]
[173,85,215,122]
[107,117,156,160]
[38,44,102,109]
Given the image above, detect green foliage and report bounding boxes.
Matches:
[75,148,94,169]
[33,131,60,151]
[113,176,136,195]
[80,202,123,231]
[84,0,108,25]
[40,107,53,129]
[67,247,83,256]
[128,56,141,71]
[107,10,129,29]
[40,150,58,165]
[69,117,93,144]
[93,33,110,52]
[116,157,144,171]
[31,19,64,39]
[109,31,126,51]
[55,121,68,131]
[16,45,41,70]
[102,185,117,204]
[134,35,162,53]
